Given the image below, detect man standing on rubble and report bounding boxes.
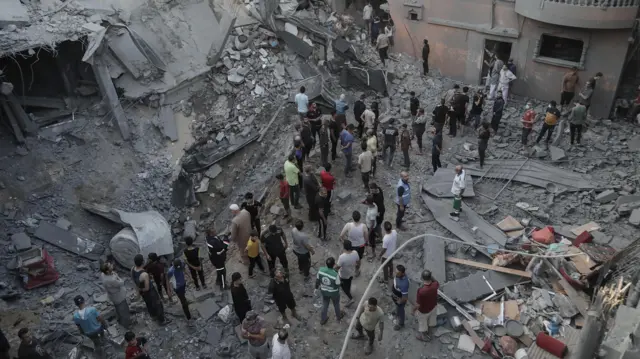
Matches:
[535,100,561,147]
[521,101,536,149]
[354,94,367,138]
[382,118,399,167]
[409,91,419,121]
[242,193,263,236]
[335,94,349,116]
[207,228,229,290]
[491,91,505,133]
[316,257,344,325]
[352,297,384,355]
[488,56,504,100]
[17,328,52,359]
[73,295,109,354]
[451,86,469,137]
[395,171,410,230]
[303,164,320,221]
[261,225,290,278]
[422,39,430,75]
[319,117,331,166]
[284,155,302,210]
[450,165,466,219]
[432,98,447,134]
[392,265,409,330]
[498,64,516,104]
[131,255,171,325]
[230,203,253,264]
[413,269,439,342]
[101,262,131,328]
[369,182,385,234]
[561,67,580,110]
[431,127,443,173]
[320,163,335,214]
[329,110,344,161]
[400,124,411,168]
[358,144,373,190]
[569,101,587,146]
[363,1,373,38]
[361,105,376,134]
[366,129,378,176]
[412,108,427,154]
[340,124,356,178]
[295,86,308,122]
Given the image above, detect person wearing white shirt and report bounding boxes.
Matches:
[339,211,369,276]
[364,196,378,258]
[363,2,373,35]
[295,86,309,122]
[497,65,516,104]
[379,222,397,282]
[271,329,291,359]
[450,165,466,218]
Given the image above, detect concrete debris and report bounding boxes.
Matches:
[204,164,223,179]
[11,232,32,252]
[549,145,566,162]
[158,106,178,142]
[93,58,130,140]
[457,334,475,353]
[34,222,105,261]
[595,189,618,204]
[196,178,210,193]
[629,209,640,226]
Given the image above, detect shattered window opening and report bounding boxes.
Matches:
[538,34,584,64]
[409,11,418,21]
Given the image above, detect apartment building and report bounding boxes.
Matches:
[387,0,640,118]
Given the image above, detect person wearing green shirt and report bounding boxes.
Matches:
[568,101,587,146]
[315,257,344,325]
[284,154,301,209]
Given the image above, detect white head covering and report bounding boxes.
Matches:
[340,94,346,101]
[229,204,240,211]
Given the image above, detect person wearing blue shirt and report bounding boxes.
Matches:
[168,258,193,323]
[73,295,108,354]
[335,94,349,115]
[391,265,410,330]
[340,124,355,178]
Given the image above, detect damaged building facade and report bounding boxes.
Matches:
[388,0,640,119]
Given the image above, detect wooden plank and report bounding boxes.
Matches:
[13,96,66,109]
[445,257,532,278]
[0,98,25,143]
[571,221,601,236]
[462,321,485,349]
[5,94,38,134]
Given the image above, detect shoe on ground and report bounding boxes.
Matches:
[346,299,355,307]
[393,324,403,331]
[321,318,329,325]
[364,344,373,355]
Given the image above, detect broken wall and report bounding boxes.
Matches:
[388,0,630,119]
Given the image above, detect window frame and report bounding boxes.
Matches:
[533,33,589,70]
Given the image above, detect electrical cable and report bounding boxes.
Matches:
[338,232,582,359]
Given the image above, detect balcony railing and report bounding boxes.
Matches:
[515,0,640,29]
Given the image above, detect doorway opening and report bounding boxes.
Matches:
[480,39,512,85]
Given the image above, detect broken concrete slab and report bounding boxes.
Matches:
[422,194,507,254]
[423,237,445,283]
[196,298,221,320]
[196,178,210,193]
[457,334,475,353]
[629,209,640,226]
[627,136,640,151]
[205,326,223,346]
[596,189,618,204]
[107,32,149,79]
[34,222,105,261]
[0,0,30,28]
[276,31,313,58]
[440,270,523,303]
[55,218,72,231]
[158,106,178,141]
[204,164,222,179]
[422,169,475,198]
[11,232,32,252]
[93,57,131,140]
[601,305,640,359]
[616,195,640,214]
[549,146,566,162]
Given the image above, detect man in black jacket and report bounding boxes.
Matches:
[241,192,262,237]
[353,94,366,138]
[422,39,430,75]
[409,91,420,119]
[207,228,229,290]
[432,98,447,134]
[0,329,9,359]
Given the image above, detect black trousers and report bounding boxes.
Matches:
[376,209,385,232]
[267,251,289,276]
[378,47,388,65]
[570,124,583,144]
[152,275,169,298]
[142,287,165,322]
[522,127,532,146]
[188,267,205,289]
[294,251,311,277]
[536,123,555,144]
[331,138,339,160]
[422,59,429,75]
[491,113,503,132]
[250,217,261,237]
[396,204,406,227]
[356,320,376,346]
[432,151,442,173]
[448,114,457,137]
[413,124,426,150]
[340,276,353,300]
[175,286,192,320]
[356,119,364,138]
[317,216,327,240]
[209,256,227,289]
[478,146,487,168]
[361,171,370,189]
[248,255,265,276]
[320,144,329,167]
[560,91,574,106]
[402,149,410,167]
[382,257,394,281]
[310,122,322,145]
[289,184,300,207]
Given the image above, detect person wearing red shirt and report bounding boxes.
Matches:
[124,332,150,359]
[276,174,290,217]
[320,163,336,214]
[413,270,439,342]
[521,102,536,148]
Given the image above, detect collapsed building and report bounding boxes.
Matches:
[388,0,640,119]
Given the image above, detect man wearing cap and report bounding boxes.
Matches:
[230,203,252,264]
[73,295,108,355]
[242,311,269,358]
[261,225,289,278]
